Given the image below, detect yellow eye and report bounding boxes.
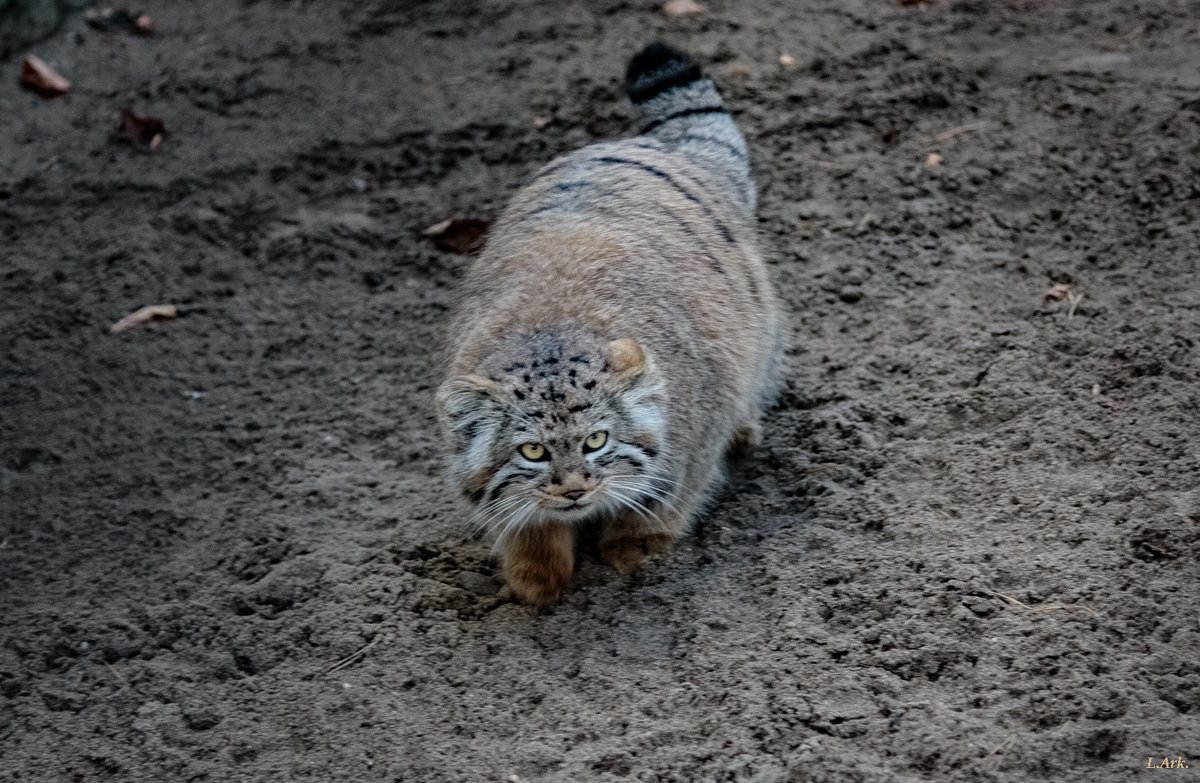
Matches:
[519,442,547,461]
[583,431,608,452]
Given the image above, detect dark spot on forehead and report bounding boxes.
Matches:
[567,403,591,413]
[544,357,558,365]
[513,389,525,400]
[529,410,545,419]
[583,380,597,390]
[569,355,589,364]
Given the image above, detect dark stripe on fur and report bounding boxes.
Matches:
[487,470,536,503]
[620,440,659,459]
[642,106,729,133]
[681,133,746,160]
[746,269,761,303]
[626,42,703,104]
[650,201,723,274]
[591,156,735,244]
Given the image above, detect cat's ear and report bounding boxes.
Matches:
[605,338,647,384]
[436,374,504,430]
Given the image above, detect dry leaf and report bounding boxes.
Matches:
[662,0,706,17]
[723,61,754,80]
[423,217,490,255]
[778,53,796,66]
[86,8,154,35]
[118,108,166,151]
[1045,282,1072,301]
[110,304,178,333]
[19,55,70,98]
[924,152,943,168]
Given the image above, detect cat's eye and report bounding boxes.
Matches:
[519,442,548,461]
[582,431,608,452]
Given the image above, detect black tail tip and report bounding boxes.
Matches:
[625,42,703,104]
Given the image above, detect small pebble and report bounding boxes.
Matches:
[839,285,863,303]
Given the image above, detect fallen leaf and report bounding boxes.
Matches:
[723,61,754,80]
[118,108,166,151]
[924,152,943,168]
[19,55,70,98]
[423,217,490,255]
[778,53,796,66]
[110,304,178,333]
[1045,282,1072,301]
[86,8,154,35]
[662,0,706,17]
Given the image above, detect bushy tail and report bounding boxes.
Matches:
[624,42,753,213]
[625,42,754,213]
[625,42,722,131]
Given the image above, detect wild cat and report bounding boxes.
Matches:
[435,43,786,604]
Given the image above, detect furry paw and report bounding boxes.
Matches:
[599,532,678,575]
[504,559,571,605]
[500,523,574,605]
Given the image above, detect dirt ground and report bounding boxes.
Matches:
[2,1,1198,780]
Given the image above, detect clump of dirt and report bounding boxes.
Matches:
[1,1,1197,781]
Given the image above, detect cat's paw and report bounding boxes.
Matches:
[505,560,570,605]
[599,532,677,575]
[500,523,574,605]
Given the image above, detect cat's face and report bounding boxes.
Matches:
[437,332,670,538]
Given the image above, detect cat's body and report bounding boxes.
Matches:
[436,43,786,604]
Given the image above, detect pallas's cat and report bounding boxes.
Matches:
[436,43,786,604]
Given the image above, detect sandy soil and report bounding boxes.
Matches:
[2,1,1198,781]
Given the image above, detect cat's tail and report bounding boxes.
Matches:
[624,42,754,213]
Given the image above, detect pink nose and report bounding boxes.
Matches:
[561,489,586,501]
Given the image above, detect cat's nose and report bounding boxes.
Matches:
[561,489,586,501]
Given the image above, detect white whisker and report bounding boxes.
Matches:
[605,476,686,516]
[462,494,525,537]
[496,500,538,543]
[604,485,672,533]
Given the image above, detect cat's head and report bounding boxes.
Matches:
[436,329,670,537]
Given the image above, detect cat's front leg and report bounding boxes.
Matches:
[499,522,575,605]
[598,513,683,575]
